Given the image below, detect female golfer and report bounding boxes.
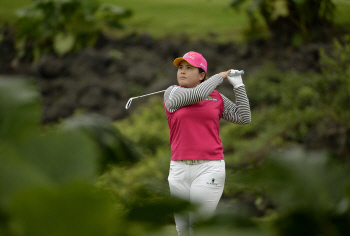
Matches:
[164,51,251,235]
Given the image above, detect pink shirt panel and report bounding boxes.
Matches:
[165,90,224,160]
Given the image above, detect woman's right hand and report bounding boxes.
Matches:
[219,70,232,80]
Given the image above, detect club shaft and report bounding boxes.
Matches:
[133,90,166,99]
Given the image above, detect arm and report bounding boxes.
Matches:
[220,86,251,125]
[164,74,223,112]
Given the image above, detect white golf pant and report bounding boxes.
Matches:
[168,160,225,236]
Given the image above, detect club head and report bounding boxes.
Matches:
[125,98,133,109]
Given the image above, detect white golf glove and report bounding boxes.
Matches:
[227,70,244,88]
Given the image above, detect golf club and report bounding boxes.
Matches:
[125,70,244,109]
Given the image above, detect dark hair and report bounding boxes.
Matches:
[198,68,208,83]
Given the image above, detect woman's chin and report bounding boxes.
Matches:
[178,82,187,87]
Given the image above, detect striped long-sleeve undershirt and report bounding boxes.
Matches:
[164,74,251,125]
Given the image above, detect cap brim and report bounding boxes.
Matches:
[173,58,198,68]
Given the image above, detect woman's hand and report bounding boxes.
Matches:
[227,70,244,88]
[219,69,245,88]
[219,70,232,80]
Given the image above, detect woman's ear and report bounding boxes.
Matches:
[200,72,206,82]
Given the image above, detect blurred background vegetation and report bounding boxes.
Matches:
[1,0,350,235]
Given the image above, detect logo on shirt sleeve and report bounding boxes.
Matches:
[204,95,217,101]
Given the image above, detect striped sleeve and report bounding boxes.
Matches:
[220,86,251,125]
[164,74,223,112]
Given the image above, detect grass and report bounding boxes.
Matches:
[0,0,251,43]
[0,0,31,23]
[0,0,350,43]
[333,0,350,26]
[103,0,350,42]
[100,0,250,43]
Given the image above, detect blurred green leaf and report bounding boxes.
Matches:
[61,114,141,173]
[53,32,76,56]
[11,183,118,236]
[20,129,99,183]
[0,144,52,211]
[0,77,40,144]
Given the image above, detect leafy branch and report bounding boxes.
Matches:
[15,0,132,59]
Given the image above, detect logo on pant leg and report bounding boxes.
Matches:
[207,178,218,186]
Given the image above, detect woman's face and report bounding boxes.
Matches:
[177,61,205,88]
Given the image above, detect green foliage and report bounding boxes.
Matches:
[114,96,170,156]
[230,147,350,236]
[222,36,350,169]
[11,183,117,236]
[0,76,188,236]
[320,35,350,74]
[96,149,171,210]
[230,0,336,43]
[0,79,40,144]
[97,155,192,227]
[15,0,132,58]
[61,114,141,173]
[0,76,114,236]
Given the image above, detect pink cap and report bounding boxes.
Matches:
[173,51,207,73]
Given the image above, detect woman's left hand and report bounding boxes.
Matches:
[219,70,232,80]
